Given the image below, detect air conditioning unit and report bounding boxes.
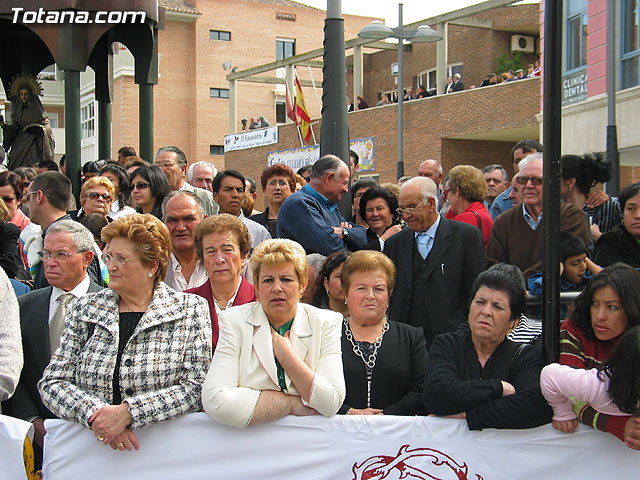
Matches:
[511,35,535,53]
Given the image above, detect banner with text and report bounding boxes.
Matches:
[267,137,375,173]
[224,126,278,152]
[35,413,638,479]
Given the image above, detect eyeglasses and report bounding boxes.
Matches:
[86,192,112,202]
[396,200,426,217]
[156,162,178,169]
[516,176,543,186]
[101,252,138,268]
[267,179,289,188]
[128,182,151,192]
[26,191,40,201]
[38,250,85,262]
[1,195,16,203]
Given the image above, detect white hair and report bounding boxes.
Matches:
[518,152,543,172]
[187,161,218,182]
[402,176,438,203]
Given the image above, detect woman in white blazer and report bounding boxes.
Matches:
[202,239,345,428]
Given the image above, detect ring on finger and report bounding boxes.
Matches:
[97,436,105,441]
[117,442,125,448]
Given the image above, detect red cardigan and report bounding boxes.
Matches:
[185,275,256,349]
[446,201,493,248]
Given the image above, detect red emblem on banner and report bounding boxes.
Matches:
[352,444,484,480]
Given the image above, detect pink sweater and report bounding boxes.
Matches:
[540,363,628,421]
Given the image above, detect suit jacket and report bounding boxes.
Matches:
[202,302,346,428]
[451,80,464,92]
[383,220,485,348]
[38,282,212,430]
[185,275,256,348]
[3,281,102,420]
[339,321,428,415]
[182,182,219,216]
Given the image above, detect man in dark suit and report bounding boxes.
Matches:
[3,220,101,464]
[384,177,485,349]
[451,73,464,92]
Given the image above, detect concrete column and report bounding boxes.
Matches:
[353,44,364,101]
[64,70,81,202]
[285,65,295,124]
[138,83,154,162]
[228,78,237,133]
[436,22,448,95]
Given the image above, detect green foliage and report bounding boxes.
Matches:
[495,52,524,73]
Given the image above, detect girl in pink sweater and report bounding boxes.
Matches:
[541,326,640,434]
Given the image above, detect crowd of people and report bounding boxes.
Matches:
[1,137,640,477]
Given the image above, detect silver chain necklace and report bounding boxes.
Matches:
[344,317,389,408]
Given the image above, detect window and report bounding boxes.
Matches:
[275,100,286,123]
[48,112,58,128]
[210,88,229,99]
[38,64,57,81]
[418,65,462,94]
[623,0,640,88]
[210,145,224,156]
[210,30,231,41]
[276,38,295,61]
[81,102,95,139]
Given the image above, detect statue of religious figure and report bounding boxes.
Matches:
[1,75,55,170]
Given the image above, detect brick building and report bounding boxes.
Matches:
[226,2,543,210]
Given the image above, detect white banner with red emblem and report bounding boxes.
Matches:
[31,413,638,479]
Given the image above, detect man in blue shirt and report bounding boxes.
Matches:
[278,155,366,255]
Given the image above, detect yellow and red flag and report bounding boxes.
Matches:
[295,75,312,144]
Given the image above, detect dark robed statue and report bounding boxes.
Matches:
[1,75,55,170]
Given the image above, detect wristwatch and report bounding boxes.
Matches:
[342,227,350,240]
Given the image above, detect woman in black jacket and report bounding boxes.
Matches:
[423,269,552,429]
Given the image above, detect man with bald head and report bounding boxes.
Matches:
[278,155,367,255]
[384,176,485,348]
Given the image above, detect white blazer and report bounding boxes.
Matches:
[202,302,345,428]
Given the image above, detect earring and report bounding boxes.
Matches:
[147,272,153,278]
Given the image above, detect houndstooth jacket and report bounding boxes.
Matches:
[38,282,212,430]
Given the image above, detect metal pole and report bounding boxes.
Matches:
[322,0,351,218]
[542,0,563,365]
[606,0,619,195]
[64,70,81,203]
[138,83,154,163]
[397,3,404,180]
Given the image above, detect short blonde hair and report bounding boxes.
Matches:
[193,214,251,261]
[80,176,116,207]
[340,250,396,294]
[251,239,308,287]
[448,165,487,203]
[101,214,171,284]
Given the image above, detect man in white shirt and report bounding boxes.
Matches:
[4,220,101,464]
[162,191,208,292]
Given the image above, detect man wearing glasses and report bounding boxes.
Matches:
[384,176,485,349]
[25,172,104,289]
[3,220,102,468]
[155,146,219,216]
[486,153,591,281]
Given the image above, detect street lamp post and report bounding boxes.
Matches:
[358,4,442,180]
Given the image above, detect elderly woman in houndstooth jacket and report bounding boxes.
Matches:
[38,214,212,452]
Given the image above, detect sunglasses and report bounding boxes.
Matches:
[86,192,112,201]
[516,176,543,186]
[128,182,151,192]
[1,196,16,203]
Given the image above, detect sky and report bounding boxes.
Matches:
[296,0,538,26]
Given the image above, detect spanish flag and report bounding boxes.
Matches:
[295,75,312,144]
